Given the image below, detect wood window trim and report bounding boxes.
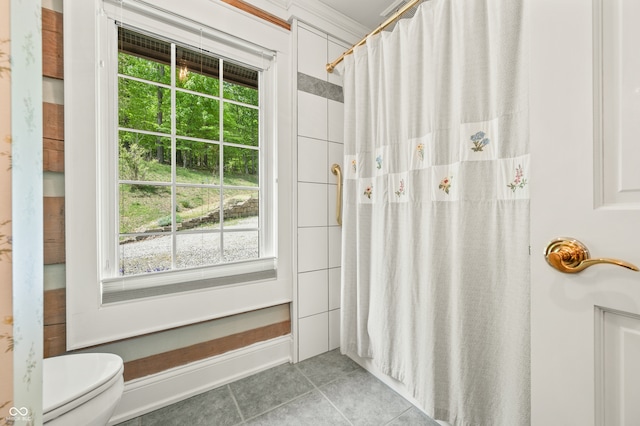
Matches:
[221,0,291,31]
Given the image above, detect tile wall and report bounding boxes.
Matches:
[296,23,348,361]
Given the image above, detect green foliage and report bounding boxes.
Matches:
[157,214,182,227]
[118,45,262,235]
[119,52,171,84]
[119,142,153,181]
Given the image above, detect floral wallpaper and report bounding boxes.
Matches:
[7,0,43,424]
[0,1,14,423]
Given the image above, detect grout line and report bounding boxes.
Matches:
[313,380,354,425]
[227,384,246,423]
[294,362,357,426]
[383,406,413,425]
[241,389,316,423]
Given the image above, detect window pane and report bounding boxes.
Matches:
[176,187,221,231]
[118,52,171,85]
[119,132,171,181]
[223,102,259,146]
[223,231,259,263]
[176,140,219,185]
[223,61,258,106]
[119,235,172,276]
[119,184,172,234]
[176,46,220,95]
[222,190,259,229]
[176,91,220,140]
[176,233,221,269]
[118,27,171,85]
[119,78,171,133]
[223,146,259,186]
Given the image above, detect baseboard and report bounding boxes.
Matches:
[109,335,292,424]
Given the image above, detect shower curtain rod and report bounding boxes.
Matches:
[326,0,423,73]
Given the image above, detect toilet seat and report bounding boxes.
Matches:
[43,353,124,423]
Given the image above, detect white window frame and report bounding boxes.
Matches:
[65,0,293,349]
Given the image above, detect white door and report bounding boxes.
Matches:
[531,0,640,425]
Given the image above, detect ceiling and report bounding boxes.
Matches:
[315,0,404,29]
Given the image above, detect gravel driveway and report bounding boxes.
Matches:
[120,216,259,275]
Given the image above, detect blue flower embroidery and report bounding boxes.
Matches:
[470,131,490,152]
[376,155,383,170]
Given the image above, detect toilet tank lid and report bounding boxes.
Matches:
[43,353,124,413]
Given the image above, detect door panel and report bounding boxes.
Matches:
[602,310,640,425]
[602,0,640,205]
[530,0,640,424]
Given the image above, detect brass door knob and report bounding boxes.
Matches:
[544,237,639,274]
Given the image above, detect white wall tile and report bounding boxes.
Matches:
[329,309,340,351]
[298,183,328,227]
[328,226,342,268]
[298,227,328,272]
[299,312,329,361]
[298,27,328,81]
[328,40,347,87]
[298,270,329,318]
[328,100,344,144]
[328,267,341,310]
[327,142,344,183]
[298,91,327,140]
[298,137,328,183]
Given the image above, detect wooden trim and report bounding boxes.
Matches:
[44,323,67,358]
[123,320,291,381]
[43,102,64,141]
[221,0,291,31]
[42,102,65,171]
[44,197,65,265]
[44,288,66,326]
[43,137,64,172]
[42,8,63,79]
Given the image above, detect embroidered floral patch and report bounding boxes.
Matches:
[363,184,373,199]
[376,155,383,170]
[351,159,357,173]
[470,131,490,152]
[507,164,527,192]
[416,143,424,161]
[439,176,452,194]
[395,179,405,197]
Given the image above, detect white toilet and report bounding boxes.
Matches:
[43,353,124,426]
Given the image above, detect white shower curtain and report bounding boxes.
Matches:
[340,1,529,425]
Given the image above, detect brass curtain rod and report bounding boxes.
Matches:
[326,0,423,73]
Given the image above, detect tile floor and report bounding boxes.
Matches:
[116,349,441,426]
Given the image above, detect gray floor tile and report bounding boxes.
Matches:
[321,369,412,426]
[115,419,140,426]
[230,363,315,419]
[245,390,350,426]
[296,349,362,387]
[387,407,441,426]
[139,385,241,426]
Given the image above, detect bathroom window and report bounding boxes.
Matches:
[65,0,292,349]
[99,24,277,301]
[112,27,268,279]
